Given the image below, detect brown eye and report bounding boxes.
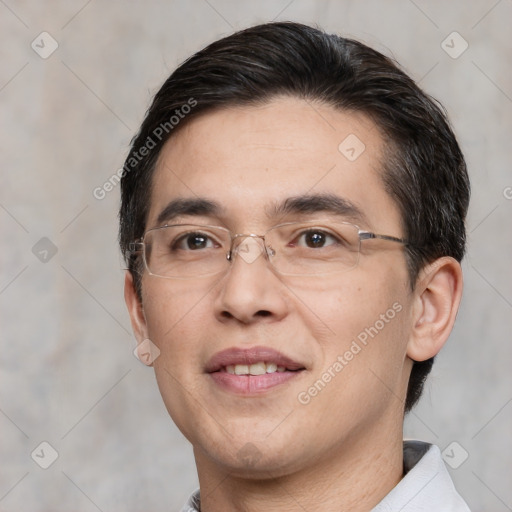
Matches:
[173,232,216,251]
[296,230,338,248]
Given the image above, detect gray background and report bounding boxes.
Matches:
[1,1,511,511]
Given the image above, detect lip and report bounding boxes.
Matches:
[205,346,305,373]
[205,346,306,395]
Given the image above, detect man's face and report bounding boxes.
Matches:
[129,97,414,476]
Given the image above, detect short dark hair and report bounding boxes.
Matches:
[119,21,470,413]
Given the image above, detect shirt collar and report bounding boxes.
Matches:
[371,441,470,512]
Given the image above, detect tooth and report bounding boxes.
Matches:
[266,363,277,373]
[249,362,266,375]
[234,364,249,375]
[277,366,286,372]
[226,365,235,374]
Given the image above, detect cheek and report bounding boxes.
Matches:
[340,275,411,378]
[140,279,216,440]
[288,269,408,352]
[141,278,213,361]
[292,277,411,434]
[297,270,411,397]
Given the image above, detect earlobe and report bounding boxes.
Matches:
[407,257,463,362]
[124,271,149,343]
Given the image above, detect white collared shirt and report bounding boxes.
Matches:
[372,441,470,511]
[180,441,471,511]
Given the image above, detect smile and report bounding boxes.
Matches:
[224,362,289,375]
[206,347,306,394]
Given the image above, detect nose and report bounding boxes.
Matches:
[214,236,288,325]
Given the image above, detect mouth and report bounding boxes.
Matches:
[223,361,296,375]
[206,346,306,395]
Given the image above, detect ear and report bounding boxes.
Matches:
[407,257,463,362]
[124,270,149,344]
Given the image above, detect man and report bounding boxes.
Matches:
[120,22,470,511]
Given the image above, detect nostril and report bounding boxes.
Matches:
[256,310,271,317]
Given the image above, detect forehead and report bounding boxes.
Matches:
[149,97,402,232]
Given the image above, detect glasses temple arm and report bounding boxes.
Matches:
[359,232,410,245]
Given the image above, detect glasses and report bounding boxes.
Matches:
[128,220,409,279]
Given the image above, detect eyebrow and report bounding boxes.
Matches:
[154,193,369,228]
[155,198,223,226]
[270,193,370,227]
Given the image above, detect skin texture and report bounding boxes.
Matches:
[125,97,463,511]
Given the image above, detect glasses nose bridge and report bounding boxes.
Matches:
[228,233,273,265]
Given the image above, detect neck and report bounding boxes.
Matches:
[194,422,404,512]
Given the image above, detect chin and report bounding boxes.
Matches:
[209,444,303,480]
